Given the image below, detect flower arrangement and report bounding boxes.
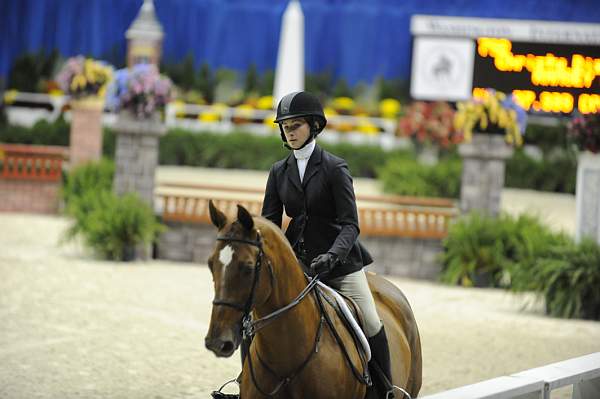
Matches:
[106,64,172,118]
[454,89,527,146]
[396,101,462,148]
[567,113,600,154]
[55,56,113,99]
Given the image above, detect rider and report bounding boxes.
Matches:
[260,91,395,398]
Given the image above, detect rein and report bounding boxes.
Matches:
[212,233,370,397]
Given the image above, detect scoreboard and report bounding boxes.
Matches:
[474,38,600,114]
[410,15,600,114]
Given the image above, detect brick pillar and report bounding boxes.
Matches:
[69,99,104,167]
[459,134,513,217]
[575,152,600,245]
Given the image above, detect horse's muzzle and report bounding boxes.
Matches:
[205,335,239,358]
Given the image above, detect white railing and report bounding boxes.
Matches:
[4,92,409,150]
[421,352,600,399]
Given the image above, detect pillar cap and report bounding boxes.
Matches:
[126,0,164,41]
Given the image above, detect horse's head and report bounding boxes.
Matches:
[204,200,273,357]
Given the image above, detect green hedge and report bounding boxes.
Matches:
[158,129,412,178]
[441,211,600,321]
[377,155,462,198]
[0,118,578,193]
[506,149,577,194]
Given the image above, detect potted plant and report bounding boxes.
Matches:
[55,56,113,166]
[453,89,527,217]
[396,101,462,164]
[454,88,527,146]
[106,63,172,120]
[56,56,113,105]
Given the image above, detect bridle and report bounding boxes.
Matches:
[211,231,370,397]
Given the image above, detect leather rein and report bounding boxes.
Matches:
[212,233,369,397]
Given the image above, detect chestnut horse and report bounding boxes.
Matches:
[204,201,422,399]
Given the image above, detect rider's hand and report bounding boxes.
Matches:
[310,252,338,276]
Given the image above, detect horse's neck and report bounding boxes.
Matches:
[252,243,321,367]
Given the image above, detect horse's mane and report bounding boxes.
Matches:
[254,216,301,270]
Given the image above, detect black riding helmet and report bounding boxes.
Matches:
[274,91,327,149]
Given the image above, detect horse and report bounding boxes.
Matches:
[204,201,422,399]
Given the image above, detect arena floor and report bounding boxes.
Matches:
[1,212,598,398]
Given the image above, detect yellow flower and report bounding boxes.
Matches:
[257,96,274,110]
[379,98,401,119]
[331,96,355,111]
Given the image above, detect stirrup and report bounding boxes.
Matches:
[390,385,412,399]
[211,378,240,399]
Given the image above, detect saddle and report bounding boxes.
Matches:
[315,282,372,362]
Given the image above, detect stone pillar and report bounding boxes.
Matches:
[459,134,513,217]
[113,111,166,260]
[113,111,166,208]
[575,152,600,245]
[69,99,104,167]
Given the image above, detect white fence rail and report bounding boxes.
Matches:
[4,92,409,150]
[421,352,600,399]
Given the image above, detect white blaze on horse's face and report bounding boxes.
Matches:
[218,245,234,270]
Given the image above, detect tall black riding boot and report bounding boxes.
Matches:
[368,325,395,399]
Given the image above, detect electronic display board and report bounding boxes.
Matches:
[473,38,600,114]
[410,15,600,115]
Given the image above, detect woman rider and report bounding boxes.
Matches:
[260,91,395,398]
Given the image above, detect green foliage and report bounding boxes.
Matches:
[332,78,353,98]
[305,70,334,100]
[63,160,164,261]
[523,122,568,153]
[506,149,577,194]
[0,115,70,146]
[7,49,60,92]
[62,158,115,211]
[73,191,165,261]
[158,129,409,178]
[377,77,409,104]
[441,212,567,288]
[377,156,462,198]
[196,63,216,103]
[512,239,600,320]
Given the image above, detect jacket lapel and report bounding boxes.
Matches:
[285,153,303,192]
[302,144,322,188]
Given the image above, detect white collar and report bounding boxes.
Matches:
[293,139,315,160]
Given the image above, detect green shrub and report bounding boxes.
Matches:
[506,149,576,194]
[62,158,115,209]
[512,239,600,320]
[441,212,566,287]
[73,191,165,261]
[63,160,164,261]
[377,156,461,198]
[158,129,409,178]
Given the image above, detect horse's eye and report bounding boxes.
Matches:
[239,263,253,275]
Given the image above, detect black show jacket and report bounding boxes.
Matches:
[261,144,373,280]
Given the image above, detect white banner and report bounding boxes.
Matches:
[410,37,474,101]
[411,15,600,45]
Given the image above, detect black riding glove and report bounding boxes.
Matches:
[310,252,339,276]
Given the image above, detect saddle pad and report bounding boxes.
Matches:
[317,281,371,361]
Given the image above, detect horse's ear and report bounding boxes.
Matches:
[209,200,227,229]
[237,204,254,232]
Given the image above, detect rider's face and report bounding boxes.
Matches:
[281,118,311,149]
